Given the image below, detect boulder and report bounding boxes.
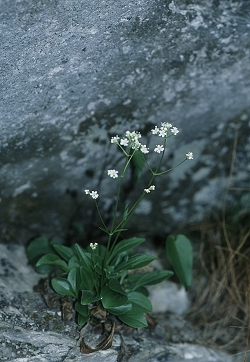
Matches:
[0,0,249,243]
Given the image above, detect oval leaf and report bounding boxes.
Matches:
[51,277,76,297]
[101,286,128,309]
[128,291,152,313]
[53,244,74,261]
[81,290,101,305]
[133,270,174,289]
[36,254,69,273]
[115,254,155,272]
[106,303,132,316]
[79,266,95,290]
[118,307,148,328]
[166,234,193,290]
[109,237,145,262]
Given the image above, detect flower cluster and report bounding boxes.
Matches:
[90,242,98,250]
[151,122,179,137]
[154,145,164,153]
[144,185,156,193]
[186,152,193,160]
[111,131,149,154]
[85,189,99,199]
[107,169,119,179]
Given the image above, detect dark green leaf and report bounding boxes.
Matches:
[166,234,193,290]
[115,254,155,272]
[131,150,145,181]
[128,291,152,313]
[75,302,90,317]
[68,256,81,269]
[101,286,128,309]
[133,270,174,289]
[26,237,58,274]
[67,267,81,295]
[81,290,101,305]
[118,306,148,328]
[108,279,126,295]
[78,313,90,325]
[106,303,132,316]
[36,254,69,273]
[108,238,145,263]
[52,244,74,262]
[51,277,76,297]
[79,266,95,290]
[74,244,92,272]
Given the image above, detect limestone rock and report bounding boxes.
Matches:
[0,0,250,242]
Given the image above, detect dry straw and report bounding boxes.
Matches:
[187,131,250,360]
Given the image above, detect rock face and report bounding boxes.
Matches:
[1,0,250,243]
[0,244,239,362]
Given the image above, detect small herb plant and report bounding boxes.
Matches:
[28,123,193,330]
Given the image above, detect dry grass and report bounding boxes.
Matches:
[187,132,250,359]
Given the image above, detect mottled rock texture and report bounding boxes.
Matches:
[1,0,250,243]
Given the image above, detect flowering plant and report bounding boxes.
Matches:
[27,123,193,349]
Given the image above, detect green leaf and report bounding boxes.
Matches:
[26,237,58,274]
[128,291,152,313]
[68,256,81,269]
[78,313,90,325]
[106,303,132,316]
[132,270,174,290]
[67,267,81,295]
[75,302,90,318]
[118,306,148,328]
[75,302,90,325]
[115,254,155,272]
[108,279,126,295]
[101,286,128,309]
[36,254,69,273]
[52,244,74,262]
[74,244,92,272]
[166,234,193,290]
[51,277,76,297]
[81,290,101,305]
[131,150,145,181]
[109,237,145,262]
[79,266,95,290]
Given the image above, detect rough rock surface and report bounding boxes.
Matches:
[0,0,250,243]
[0,243,241,362]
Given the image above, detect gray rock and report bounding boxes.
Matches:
[0,0,250,243]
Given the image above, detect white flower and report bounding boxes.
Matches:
[111,135,120,144]
[186,152,193,160]
[162,122,172,130]
[154,145,164,153]
[120,138,129,146]
[140,144,149,154]
[144,185,155,193]
[85,189,90,195]
[151,126,159,135]
[171,127,179,135]
[107,169,119,179]
[159,129,167,137]
[89,191,99,199]
[90,242,98,250]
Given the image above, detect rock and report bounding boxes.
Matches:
[0,0,250,243]
[0,243,240,361]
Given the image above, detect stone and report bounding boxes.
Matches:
[0,0,250,243]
